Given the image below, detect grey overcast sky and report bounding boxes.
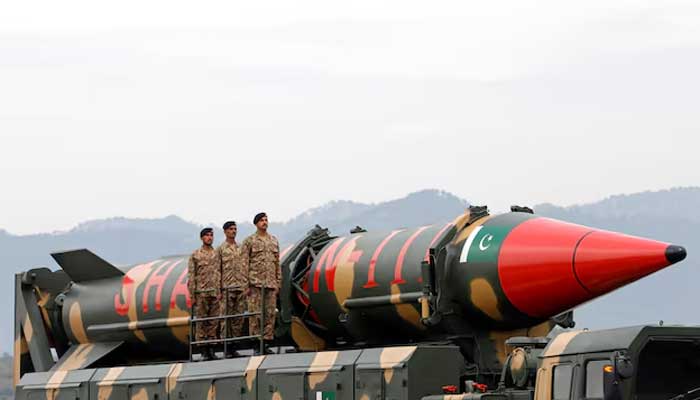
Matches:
[1,1,699,234]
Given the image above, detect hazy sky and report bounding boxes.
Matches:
[1,1,699,234]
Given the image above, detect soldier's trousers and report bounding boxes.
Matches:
[193,294,220,342]
[248,286,277,340]
[221,289,247,338]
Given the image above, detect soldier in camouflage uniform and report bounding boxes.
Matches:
[241,212,280,343]
[188,227,221,360]
[217,221,248,353]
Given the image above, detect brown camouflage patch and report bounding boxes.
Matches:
[470,278,503,321]
[121,261,159,342]
[452,215,492,245]
[332,235,363,311]
[166,315,190,344]
[542,331,582,357]
[14,336,23,386]
[390,285,424,330]
[451,211,472,232]
[488,320,554,366]
[166,363,183,396]
[206,384,216,400]
[245,356,265,392]
[44,370,68,400]
[97,366,126,400]
[68,302,89,343]
[379,346,416,383]
[53,344,92,371]
[131,387,148,400]
[23,314,34,342]
[307,351,340,389]
[291,317,326,351]
[35,288,53,331]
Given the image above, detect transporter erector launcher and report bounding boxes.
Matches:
[14,206,687,384]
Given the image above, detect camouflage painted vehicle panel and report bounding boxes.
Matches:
[15,345,464,400]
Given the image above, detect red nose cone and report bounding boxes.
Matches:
[498,217,685,319]
[574,231,684,295]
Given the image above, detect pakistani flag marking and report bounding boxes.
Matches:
[316,392,336,400]
[479,234,494,251]
[460,224,512,265]
[460,225,483,263]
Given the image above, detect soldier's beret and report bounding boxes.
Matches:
[200,227,213,237]
[223,221,236,230]
[253,212,267,225]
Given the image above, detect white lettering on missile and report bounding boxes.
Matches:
[460,225,483,263]
[479,234,494,251]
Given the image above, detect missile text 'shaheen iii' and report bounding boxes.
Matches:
[14,206,687,387]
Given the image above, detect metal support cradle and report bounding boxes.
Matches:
[188,284,267,360]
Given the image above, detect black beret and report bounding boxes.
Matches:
[200,227,213,237]
[222,221,236,230]
[253,212,267,225]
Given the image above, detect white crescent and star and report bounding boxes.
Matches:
[479,234,494,251]
[460,226,497,263]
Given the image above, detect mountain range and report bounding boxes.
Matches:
[2,187,699,393]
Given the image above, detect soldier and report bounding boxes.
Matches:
[241,212,280,348]
[217,220,247,356]
[188,227,221,360]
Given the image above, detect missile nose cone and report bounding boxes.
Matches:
[496,216,686,320]
[573,231,681,296]
[666,245,687,264]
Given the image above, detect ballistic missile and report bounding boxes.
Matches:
[14,207,686,376]
[294,208,687,346]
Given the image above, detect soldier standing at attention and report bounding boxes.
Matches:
[188,227,221,361]
[241,212,280,347]
[217,220,247,356]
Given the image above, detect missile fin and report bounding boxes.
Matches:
[51,249,124,282]
[50,341,123,371]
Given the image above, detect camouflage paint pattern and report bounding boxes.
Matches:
[60,256,192,357]
[15,209,685,387]
[298,212,542,347]
[248,286,277,340]
[241,233,281,289]
[222,289,247,338]
[534,325,700,400]
[302,223,453,343]
[16,345,462,400]
[295,209,682,347]
[353,346,463,400]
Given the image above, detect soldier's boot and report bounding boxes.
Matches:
[202,346,216,361]
[225,344,240,358]
[254,343,270,356]
[254,341,274,355]
[264,340,276,354]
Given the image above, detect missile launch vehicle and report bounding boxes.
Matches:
[12,206,697,399]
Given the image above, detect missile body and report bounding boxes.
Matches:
[295,211,686,346]
[59,255,192,358]
[44,210,685,366]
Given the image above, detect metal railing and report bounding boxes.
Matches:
[188,286,267,360]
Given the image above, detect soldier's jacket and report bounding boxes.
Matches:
[187,246,221,296]
[240,233,281,288]
[217,241,247,289]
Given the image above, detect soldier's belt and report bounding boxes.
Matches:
[193,288,218,294]
[248,284,280,289]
